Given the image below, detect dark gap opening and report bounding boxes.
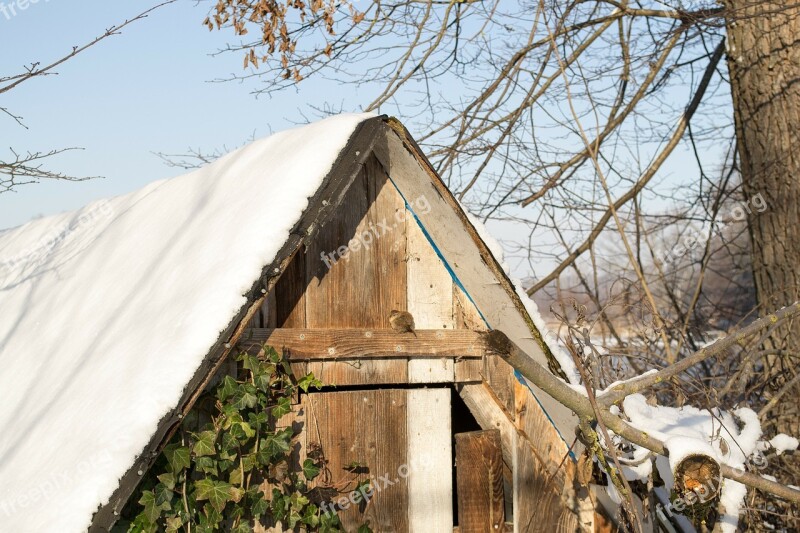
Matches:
[450,385,482,526]
[307,382,453,394]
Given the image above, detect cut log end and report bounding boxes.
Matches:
[674,453,722,502]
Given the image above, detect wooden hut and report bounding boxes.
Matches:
[0,114,593,532]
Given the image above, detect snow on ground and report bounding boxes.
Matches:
[0,113,372,532]
[769,433,799,456]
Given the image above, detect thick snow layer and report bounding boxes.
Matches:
[0,113,372,532]
[663,436,719,475]
[623,394,762,533]
[769,433,799,455]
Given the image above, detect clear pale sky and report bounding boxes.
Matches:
[0,0,369,229]
[0,0,716,279]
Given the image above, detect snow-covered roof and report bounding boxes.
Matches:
[0,113,373,532]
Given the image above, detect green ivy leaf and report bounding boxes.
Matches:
[264,345,281,363]
[302,503,320,526]
[230,522,253,533]
[193,430,217,457]
[248,411,268,428]
[199,502,223,529]
[138,490,170,525]
[263,431,291,460]
[241,353,261,371]
[195,456,218,476]
[253,371,271,392]
[163,443,191,473]
[298,372,323,393]
[319,510,343,533]
[157,472,176,491]
[154,482,173,507]
[357,524,374,533]
[241,453,257,473]
[217,375,239,401]
[195,478,232,513]
[302,458,321,481]
[165,516,183,532]
[248,488,268,517]
[229,466,243,486]
[234,383,259,410]
[128,511,158,533]
[272,396,292,419]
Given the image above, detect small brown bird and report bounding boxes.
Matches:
[389,310,417,337]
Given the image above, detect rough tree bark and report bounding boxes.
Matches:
[725,1,800,435]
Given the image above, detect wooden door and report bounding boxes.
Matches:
[296,388,453,532]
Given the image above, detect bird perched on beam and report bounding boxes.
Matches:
[389,310,416,337]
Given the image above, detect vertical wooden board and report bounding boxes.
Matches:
[305,390,409,531]
[483,355,517,418]
[275,245,307,328]
[407,388,453,531]
[364,156,408,320]
[513,380,579,532]
[455,430,505,532]
[304,156,407,329]
[453,285,486,332]
[513,381,568,477]
[407,216,455,383]
[263,287,277,329]
[369,389,411,531]
[304,167,371,327]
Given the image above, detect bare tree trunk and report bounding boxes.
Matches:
[725,1,800,434]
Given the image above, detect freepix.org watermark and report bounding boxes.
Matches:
[320,194,432,270]
[0,0,50,21]
[0,449,113,518]
[661,193,767,265]
[0,200,113,289]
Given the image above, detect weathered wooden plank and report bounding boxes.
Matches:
[263,286,277,329]
[303,165,370,327]
[371,389,411,531]
[241,328,489,359]
[407,388,453,531]
[454,359,483,382]
[514,381,580,532]
[453,285,487,332]
[454,524,513,533]
[457,383,517,525]
[453,287,486,383]
[455,430,505,532]
[289,359,409,387]
[407,214,456,383]
[305,389,409,531]
[364,155,408,320]
[300,157,409,385]
[457,383,515,469]
[275,244,307,328]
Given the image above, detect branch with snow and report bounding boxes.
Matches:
[484,322,800,508]
[597,302,800,407]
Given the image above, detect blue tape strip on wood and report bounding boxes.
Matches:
[385,176,576,460]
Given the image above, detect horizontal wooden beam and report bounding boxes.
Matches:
[239,328,491,360]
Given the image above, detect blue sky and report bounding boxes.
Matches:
[0,0,727,279]
[0,0,370,229]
